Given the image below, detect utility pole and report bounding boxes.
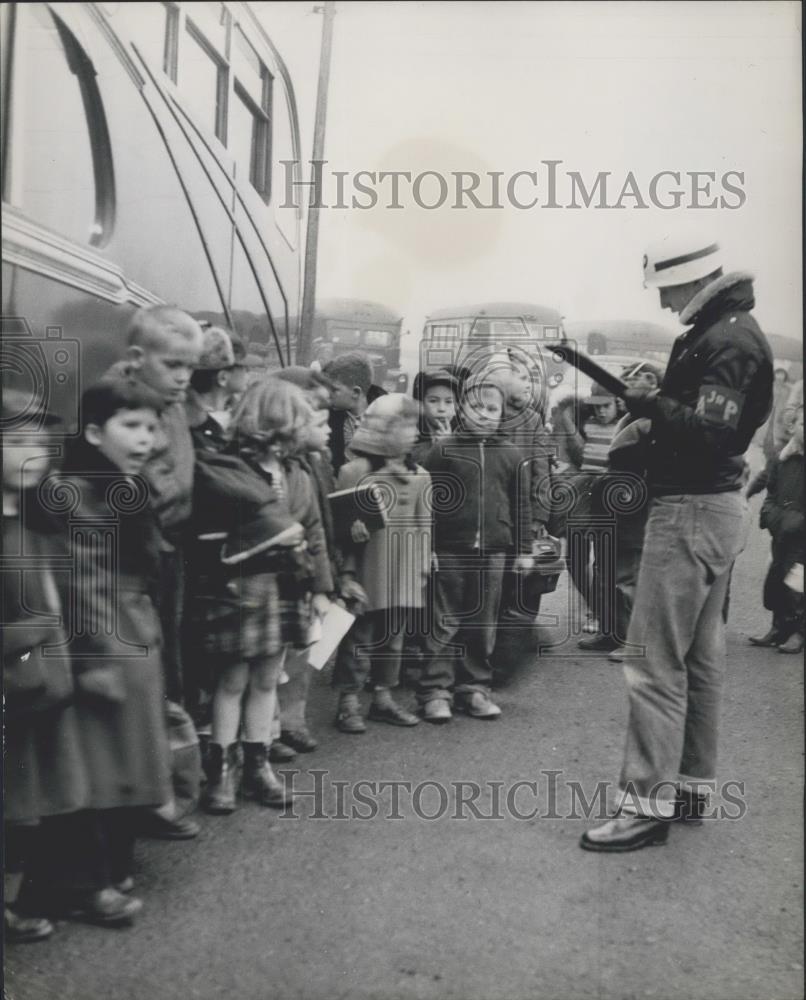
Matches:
[298,0,335,365]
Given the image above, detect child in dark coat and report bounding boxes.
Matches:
[31,379,174,927]
[755,406,804,653]
[2,389,88,941]
[417,373,533,722]
[332,394,431,732]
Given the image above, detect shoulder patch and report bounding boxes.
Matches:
[695,385,745,429]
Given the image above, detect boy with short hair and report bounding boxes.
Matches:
[412,369,457,464]
[106,304,203,839]
[323,351,386,472]
[186,326,247,451]
[417,374,533,722]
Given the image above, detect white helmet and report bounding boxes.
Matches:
[643,236,722,288]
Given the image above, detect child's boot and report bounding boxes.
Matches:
[202,743,239,814]
[335,693,366,734]
[241,742,292,808]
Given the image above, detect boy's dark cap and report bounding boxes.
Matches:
[589,382,617,404]
[2,386,62,429]
[421,369,458,392]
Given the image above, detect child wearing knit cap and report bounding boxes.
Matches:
[416,374,534,722]
[332,395,432,733]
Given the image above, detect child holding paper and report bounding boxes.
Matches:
[195,379,331,813]
[332,395,432,733]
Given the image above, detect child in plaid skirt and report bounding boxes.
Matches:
[198,380,332,814]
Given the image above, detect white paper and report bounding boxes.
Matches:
[784,562,804,595]
[307,602,355,671]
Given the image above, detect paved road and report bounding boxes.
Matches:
[6,485,804,1000]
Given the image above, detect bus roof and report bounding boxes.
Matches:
[316,298,402,325]
[424,302,563,323]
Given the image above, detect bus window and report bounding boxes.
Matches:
[328,325,361,348]
[428,324,459,344]
[363,330,392,348]
[491,319,526,339]
[4,4,113,247]
[179,17,227,141]
[122,2,177,78]
[230,26,272,200]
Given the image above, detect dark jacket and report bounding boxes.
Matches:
[3,501,89,823]
[643,272,773,495]
[422,433,531,554]
[759,438,804,614]
[297,450,340,575]
[55,443,172,811]
[104,361,195,536]
[247,456,335,595]
[500,402,553,529]
[760,440,804,550]
[328,384,386,473]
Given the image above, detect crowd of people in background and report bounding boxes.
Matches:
[3,302,803,940]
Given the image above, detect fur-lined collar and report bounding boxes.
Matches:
[779,436,803,461]
[679,271,755,326]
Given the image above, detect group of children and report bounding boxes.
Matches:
[8,308,740,942]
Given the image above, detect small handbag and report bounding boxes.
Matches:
[530,533,564,595]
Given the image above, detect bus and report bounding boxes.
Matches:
[563,320,677,366]
[420,301,566,392]
[308,298,408,391]
[1,2,303,431]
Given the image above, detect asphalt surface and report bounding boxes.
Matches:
[5,461,804,1000]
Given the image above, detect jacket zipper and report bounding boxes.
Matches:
[478,438,485,550]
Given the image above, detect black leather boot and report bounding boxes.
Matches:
[241,742,293,808]
[748,625,786,647]
[202,743,239,815]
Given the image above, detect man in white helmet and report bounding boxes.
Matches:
[580,236,774,852]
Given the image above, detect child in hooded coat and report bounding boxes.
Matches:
[332,394,432,733]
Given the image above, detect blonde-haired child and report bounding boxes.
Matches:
[199,379,332,813]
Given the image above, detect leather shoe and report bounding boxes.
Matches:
[138,810,200,840]
[423,699,452,723]
[368,698,420,727]
[4,908,54,943]
[455,690,502,719]
[280,728,318,753]
[578,633,622,653]
[778,632,804,654]
[672,789,707,825]
[66,888,143,926]
[580,814,670,852]
[748,627,785,647]
[268,740,297,763]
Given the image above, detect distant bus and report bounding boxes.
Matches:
[420,301,566,391]
[309,298,408,391]
[565,320,803,380]
[564,321,677,366]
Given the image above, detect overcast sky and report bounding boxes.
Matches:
[256,1,802,346]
